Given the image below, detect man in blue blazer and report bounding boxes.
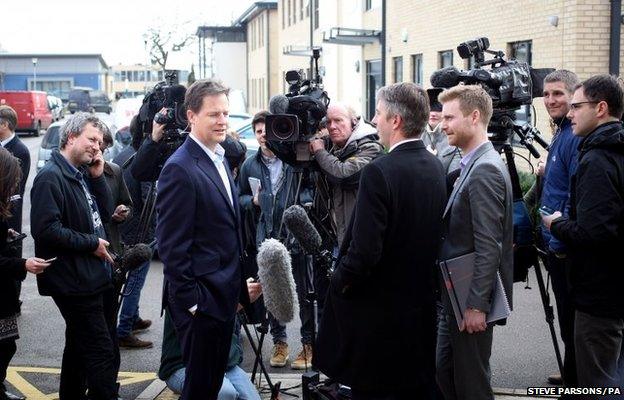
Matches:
[156,79,245,400]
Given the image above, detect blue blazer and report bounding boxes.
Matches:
[156,137,243,321]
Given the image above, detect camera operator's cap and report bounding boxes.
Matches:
[427,88,444,112]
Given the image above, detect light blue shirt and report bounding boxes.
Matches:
[189,134,233,207]
[459,141,488,171]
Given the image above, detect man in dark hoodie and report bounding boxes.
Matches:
[539,69,581,387]
[543,74,624,393]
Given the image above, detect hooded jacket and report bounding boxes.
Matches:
[314,121,384,245]
[551,121,624,318]
[422,122,461,174]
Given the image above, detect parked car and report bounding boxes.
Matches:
[67,87,112,114]
[232,117,259,158]
[0,90,54,136]
[47,95,64,121]
[37,120,64,171]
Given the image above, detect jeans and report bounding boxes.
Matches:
[166,366,261,400]
[117,260,150,337]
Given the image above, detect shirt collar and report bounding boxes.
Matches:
[58,152,83,180]
[190,133,225,163]
[389,137,421,153]
[1,132,15,147]
[460,141,488,170]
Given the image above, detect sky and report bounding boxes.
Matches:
[0,0,255,68]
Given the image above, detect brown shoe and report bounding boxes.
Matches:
[548,373,563,385]
[270,341,289,367]
[118,334,153,348]
[132,317,152,333]
[290,344,312,370]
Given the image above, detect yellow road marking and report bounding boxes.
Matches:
[6,366,157,399]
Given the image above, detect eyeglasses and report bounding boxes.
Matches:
[569,101,599,110]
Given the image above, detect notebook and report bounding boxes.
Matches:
[439,252,511,329]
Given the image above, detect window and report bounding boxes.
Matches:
[509,40,532,64]
[508,40,533,125]
[288,0,291,26]
[366,60,382,120]
[282,0,285,28]
[465,56,476,69]
[305,0,309,17]
[292,0,296,24]
[393,56,403,83]
[300,0,304,20]
[411,54,423,85]
[366,0,381,10]
[439,50,453,68]
[314,0,319,29]
[28,79,72,99]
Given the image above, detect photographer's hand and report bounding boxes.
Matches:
[112,204,130,222]
[25,257,51,275]
[152,108,167,142]
[310,139,325,154]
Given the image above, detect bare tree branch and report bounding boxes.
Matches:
[145,24,195,71]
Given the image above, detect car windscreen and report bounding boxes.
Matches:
[90,91,110,104]
[68,90,89,103]
[41,126,60,149]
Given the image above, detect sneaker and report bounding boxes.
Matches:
[118,334,153,349]
[548,373,563,385]
[290,344,313,370]
[132,317,152,333]
[270,341,289,367]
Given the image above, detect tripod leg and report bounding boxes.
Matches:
[534,254,565,376]
[241,322,275,389]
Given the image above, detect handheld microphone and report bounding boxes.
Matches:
[269,94,290,114]
[283,205,322,254]
[256,238,299,323]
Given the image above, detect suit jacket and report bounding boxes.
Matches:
[315,140,447,392]
[439,141,514,315]
[156,137,244,321]
[5,135,30,257]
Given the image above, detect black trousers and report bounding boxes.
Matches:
[0,338,17,392]
[52,291,118,400]
[169,304,235,400]
[546,252,577,386]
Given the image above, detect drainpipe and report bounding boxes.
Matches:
[609,0,621,75]
[381,0,386,85]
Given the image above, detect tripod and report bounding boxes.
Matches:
[493,123,564,377]
[239,310,299,399]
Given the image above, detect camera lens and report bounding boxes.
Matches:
[271,116,296,140]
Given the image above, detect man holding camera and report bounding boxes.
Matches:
[544,74,624,392]
[436,85,513,400]
[156,79,248,399]
[315,83,447,399]
[309,102,383,245]
[539,69,581,387]
[31,112,118,399]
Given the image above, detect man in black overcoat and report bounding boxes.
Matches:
[314,82,447,400]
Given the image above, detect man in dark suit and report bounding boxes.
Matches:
[0,105,31,314]
[315,82,447,400]
[156,79,245,400]
[436,85,513,400]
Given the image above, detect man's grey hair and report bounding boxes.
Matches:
[376,82,429,138]
[544,69,579,94]
[59,112,109,149]
[328,102,360,121]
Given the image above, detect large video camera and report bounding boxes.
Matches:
[137,71,189,155]
[266,48,330,169]
[431,37,552,150]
